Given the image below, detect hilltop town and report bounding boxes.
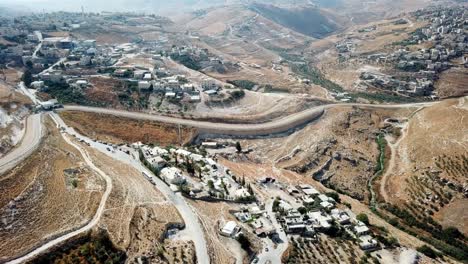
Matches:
[0,1,467,264]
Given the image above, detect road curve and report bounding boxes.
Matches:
[62,101,435,136]
[50,113,210,264]
[5,113,113,264]
[0,113,44,175]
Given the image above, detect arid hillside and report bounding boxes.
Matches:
[0,118,104,262]
[60,111,197,146]
[249,3,345,39]
[231,105,414,202]
[381,97,468,235]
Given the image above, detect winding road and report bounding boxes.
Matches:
[50,113,210,264]
[0,113,44,175]
[62,101,435,136]
[1,79,441,264]
[6,114,114,264]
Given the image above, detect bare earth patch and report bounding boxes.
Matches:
[60,111,197,146]
[0,119,104,262]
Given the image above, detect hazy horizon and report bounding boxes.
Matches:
[0,0,233,14]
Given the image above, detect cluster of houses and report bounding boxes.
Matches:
[359,70,435,96]
[66,39,122,67]
[358,6,467,97]
[217,178,380,251]
[113,63,223,102]
[3,14,127,70]
[169,45,239,74]
[274,184,379,250]
[137,144,254,201]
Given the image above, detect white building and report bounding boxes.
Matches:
[234,188,250,199]
[182,83,195,92]
[143,73,152,80]
[205,89,218,96]
[30,81,44,89]
[308,211,332,230]
[160,167,186,185]
[354,223,370,236]
[80,56,92,66]
[331,209,351,225]
[138,81,152,90]
[318,194,335,204]
[76,80,88,88]
[220,221,240,237]
[165,92,176,98]
[359,235,378,250]
[300,184,320,196]
[201,78,217,90]
[190,95,201,102]
[83,39,96,48]
[134,70,149,79]
[40,99,59,110]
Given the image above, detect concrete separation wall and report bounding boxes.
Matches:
[60,105,325,137]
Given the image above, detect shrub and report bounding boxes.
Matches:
[325,192,341,203]
[227,80,257,90]
[356,213,369,225]
[298,207,307,214]
[417,245,439,259]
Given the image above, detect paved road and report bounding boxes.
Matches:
[18,82,40,105]
[9,79,212,263]
[256,199,289,264]
[0,113,44,175]
[63,101,435,136]
[32,31,43,58]
[5,113,114,264]
[50,113,211,264]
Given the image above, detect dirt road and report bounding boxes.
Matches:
[50,113,211,264]
[5,114,113,264]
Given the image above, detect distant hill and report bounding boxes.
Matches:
[249,3,344,38]
[0,4,32,17]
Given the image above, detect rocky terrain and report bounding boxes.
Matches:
[0,119,104,262]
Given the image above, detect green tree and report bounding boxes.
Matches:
[297,206,307,214]
[207,180,214,189]
[356,213,370,225]
[325,192,341,203]
[417,245,439,259]
[235,141,242,153]
[272,198,280,212]
[25,60,33,69]
[22,69,33,87]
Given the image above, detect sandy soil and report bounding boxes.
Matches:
[434,198,468,235]
[226,106,411,202]
[435,66,468,98]
[60,111,196,146]
[85,147,188,263]
[0,119,104,262]
[195,90,326,123]
[385,97,468,234]
[187,200,245,264]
